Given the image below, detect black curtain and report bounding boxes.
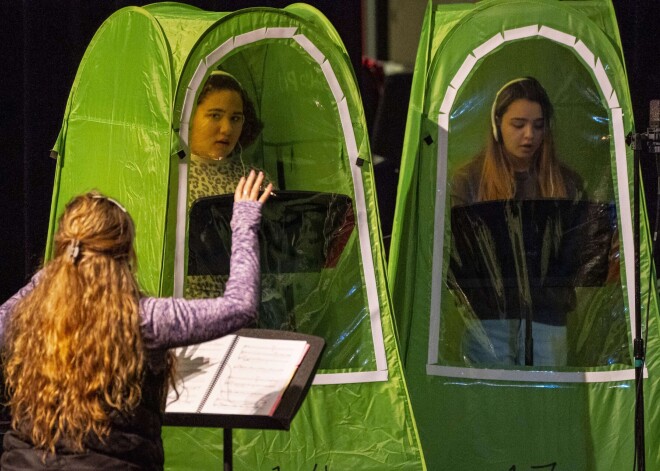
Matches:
[614,0,660,274]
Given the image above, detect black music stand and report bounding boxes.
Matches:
[187,191,354,277]
[164,328,325,471]
[449,199,616,365]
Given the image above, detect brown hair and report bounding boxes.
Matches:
[478,77,566,201]
[3,192,148,453]
[197,72,263,149]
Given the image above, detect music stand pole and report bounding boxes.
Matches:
[524,306,533,366]
[631,133,645,471]
[224,428,233,471]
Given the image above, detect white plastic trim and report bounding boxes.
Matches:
[430,24,636,383]
[313,370,389,385]
[175,30,388,384]
[503,25,539,41]
[173,160,189,298]
[450,54,478,90]
[293,34,326,64]
[264,27,297,39]
[204,38,234,72]
[472,33,505,59]
[538,26,576,47]
[429,116,449,366]
[234,28,267,47]
[427,364,648,383]
[574,40,596,68]
[439,85,458,115]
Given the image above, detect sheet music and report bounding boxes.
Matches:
[165,335,235,413]
[201,337,309,415]
[166,335,309,416]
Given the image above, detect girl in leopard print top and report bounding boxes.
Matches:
[189,70,269,202]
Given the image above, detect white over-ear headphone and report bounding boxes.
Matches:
[210,69,243,87]
[491,77,532,142]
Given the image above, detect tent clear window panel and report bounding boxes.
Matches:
[439,40,630,369]
[184,42,376,372]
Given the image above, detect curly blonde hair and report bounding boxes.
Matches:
[3,192,144,453]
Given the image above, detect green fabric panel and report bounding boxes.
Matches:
[178,17,376,371]
[166,7,424,469]
[285,3,346,47]
[49,6,174,295]
[49,3,425,470]
[146,4,226,80]
[387,2,434,359]
[388,0,659,469]
[164,379,424,470]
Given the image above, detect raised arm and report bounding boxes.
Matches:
[141,171,272,349]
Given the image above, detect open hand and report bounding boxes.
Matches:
[235,169,272,204]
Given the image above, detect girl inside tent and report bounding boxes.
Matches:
[185,70,290,330]
[451,76,583,205]
[450,76,584,366]
[188,70,271,203]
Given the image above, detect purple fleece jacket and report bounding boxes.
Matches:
[0,201,262,350]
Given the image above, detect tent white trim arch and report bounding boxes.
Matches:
[173,28,388,385]
[428,23,642,383]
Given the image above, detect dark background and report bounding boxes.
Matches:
[1,0,659,300]
[0,0,362,299]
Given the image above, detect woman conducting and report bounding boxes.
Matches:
[0,171,271,469]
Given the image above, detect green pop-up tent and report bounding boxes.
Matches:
[48,3,425,470]
[388,0,660,469]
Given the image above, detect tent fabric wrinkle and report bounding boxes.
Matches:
[387,0,658,469]
[48,3,425,470]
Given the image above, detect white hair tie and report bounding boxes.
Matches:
[67,239,81,263]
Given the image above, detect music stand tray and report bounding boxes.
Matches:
[164,329,325,470]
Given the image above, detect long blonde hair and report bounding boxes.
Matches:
[3,192,144,453]
[478,77,567,201]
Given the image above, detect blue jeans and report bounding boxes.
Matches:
[463,319,567,367]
